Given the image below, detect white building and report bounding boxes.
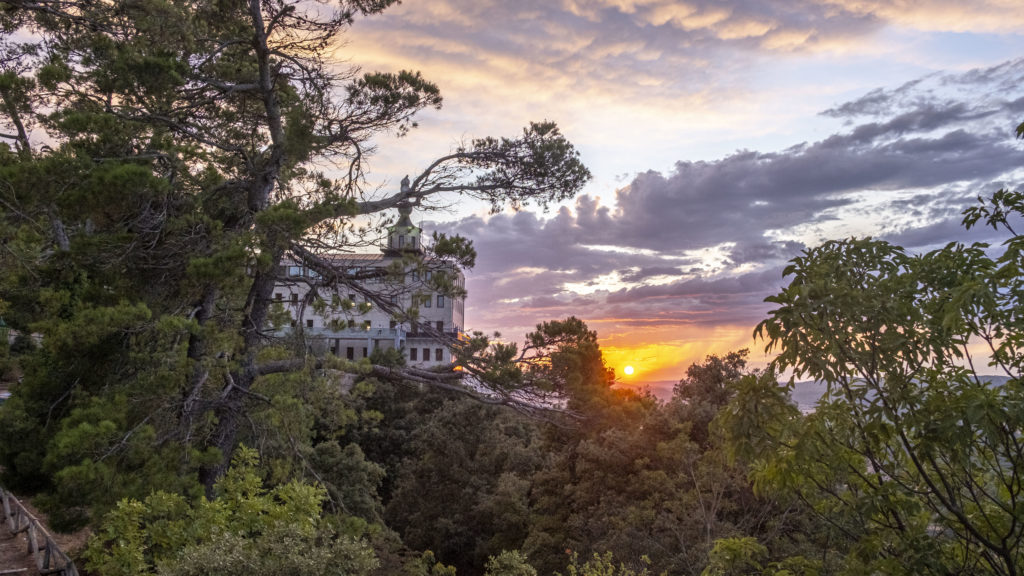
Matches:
[274,201,465,367]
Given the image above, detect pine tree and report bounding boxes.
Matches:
[0,0,590,519]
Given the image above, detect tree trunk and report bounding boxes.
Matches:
[198,249,282,494]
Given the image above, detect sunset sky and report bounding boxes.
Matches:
[343,0,1024,386]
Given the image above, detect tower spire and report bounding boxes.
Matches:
[384,176,422,256]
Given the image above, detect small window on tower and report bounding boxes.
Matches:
[399,235,405,248]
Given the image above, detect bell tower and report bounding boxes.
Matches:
[384,176,423,256]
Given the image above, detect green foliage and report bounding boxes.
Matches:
[83,447,378,576]
[673,350,749,447]
[558,551,659,576]
[0,0,590,520]
[485,550,538,576]
[403,550,457,576]
[701,538,766,576]
[431,232,477,270]
[741,185,1024,575]
[516,351,809,576]
[384,394,543,575]
[463,121,593,212]
[702,538,820,576]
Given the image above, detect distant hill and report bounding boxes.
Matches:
[629,375,1012,413]
[626,379,826,409]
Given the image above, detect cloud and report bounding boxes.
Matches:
[833,0,1024,33]
[422,59,1024,377]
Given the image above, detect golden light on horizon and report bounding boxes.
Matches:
[623,365,635,375]
[600,324,761,383]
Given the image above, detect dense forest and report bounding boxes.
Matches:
[1,0,1024,574]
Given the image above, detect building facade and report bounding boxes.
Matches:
[274,201,465,367]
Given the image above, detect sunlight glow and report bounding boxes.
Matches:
[623,365,635,375]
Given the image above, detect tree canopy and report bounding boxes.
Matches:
[0,0,589,519]
[723,185,1024,575]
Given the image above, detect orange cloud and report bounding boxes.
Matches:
[829,0,1024,33]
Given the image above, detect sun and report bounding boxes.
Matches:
[623,365,635,376]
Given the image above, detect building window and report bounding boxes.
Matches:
[346,347,354,360]
[410,348,418,361]
[398,235,405,248]
[364,320,372,330]
[436,321,444,331]
[362,347,368,357]
[348,293,356,302]
[306,319,314,328]
[437,295,444,308]
[435,348,443,362]
[291,293,299,304]
[288,265,302,276]
[423,348,430,361]
[423,295,431,308]
[390,320,397,330]
[274,293,283,300]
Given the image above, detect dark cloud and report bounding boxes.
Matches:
[728,241,804,265]
[619,266,687,282]
[425,59,1024,350]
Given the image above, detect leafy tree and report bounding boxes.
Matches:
[384,396,542,575]
[672,350,748,447]
[0,0,589,522]
[701,538,767,576]
[557,551,658,576]
[739,184,1024,575]
[83,446,378,576]
[518,350,806,576]
[484,551,539,576]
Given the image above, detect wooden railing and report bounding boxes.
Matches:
[1,486,78,576]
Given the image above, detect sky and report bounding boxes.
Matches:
[342,0,1024,387]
